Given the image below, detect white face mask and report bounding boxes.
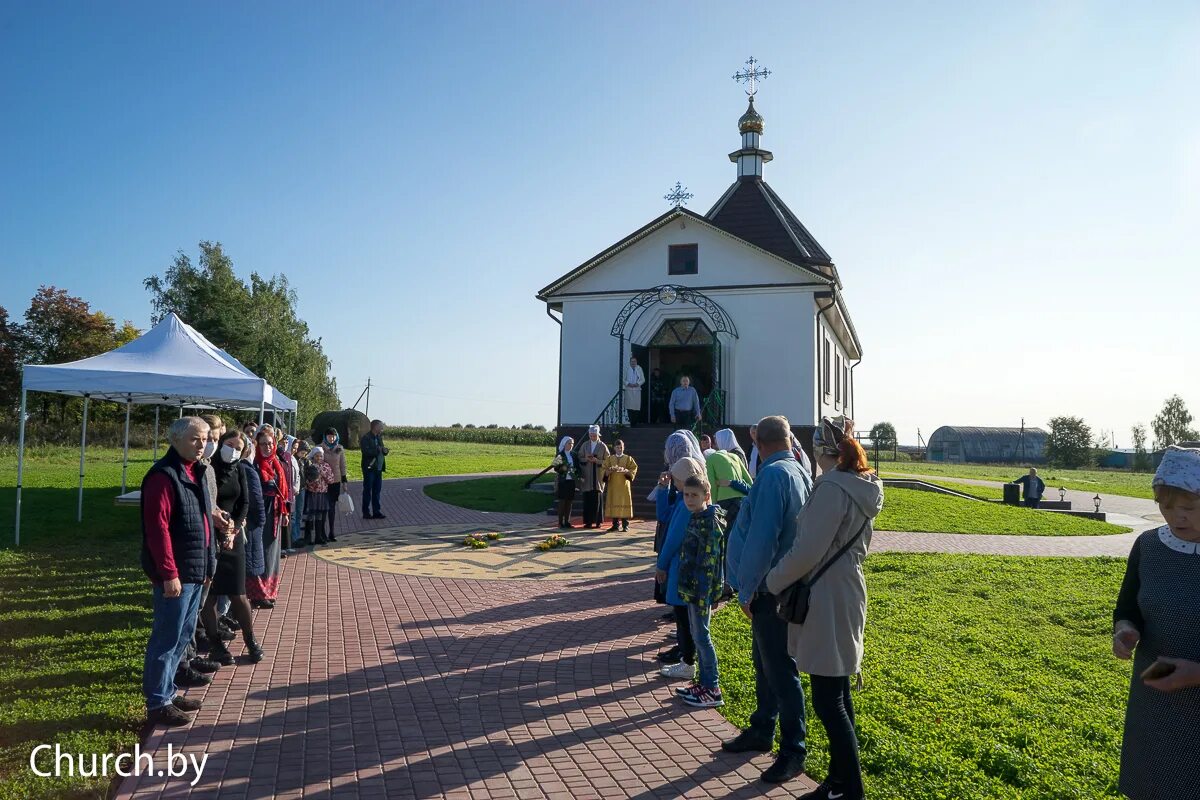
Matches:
[220,444,241,463]
[202,440,217,460]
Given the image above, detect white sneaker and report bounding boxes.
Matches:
[660,661,695,680]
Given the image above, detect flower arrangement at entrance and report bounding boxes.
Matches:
[535,534,570,552]
[461,531,503,549]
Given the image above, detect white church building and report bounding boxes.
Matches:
[538,82,863,434]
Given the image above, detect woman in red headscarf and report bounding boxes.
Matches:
[246,426,290,608]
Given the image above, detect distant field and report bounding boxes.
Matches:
[879,463,1154,500]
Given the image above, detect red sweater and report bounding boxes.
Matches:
[142,460,211,583]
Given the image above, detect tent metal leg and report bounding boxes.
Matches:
[258,400,265,426]
[120,398,132,494]
[153,406,160,461]
[15,388,27,546]
[78,395,90,523]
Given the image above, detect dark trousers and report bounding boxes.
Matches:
[1024,497,1041,508]
[748,593,808,757]
[674,604,695,663]
[810,675,862,796]
[627,408,642,426]
[582,490,602,526]
[673,410,696,429]
[326,483,341,536]
[362,470,382,516]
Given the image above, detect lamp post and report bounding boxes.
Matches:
[1059,487,1066,503]
[1094,494,1102,513]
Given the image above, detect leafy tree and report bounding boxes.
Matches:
[1045,416,1093,469]
[0,306,22,411]
[869,421,898,449]
[21,286,120,366]
[144,241,339,420]
[1151,395,1197,449]
[1131,423,1151,472]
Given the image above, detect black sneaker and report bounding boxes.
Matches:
[798,781,859,800]
[761,751,806,784]
[373,513,387,520]
[219,615,242,631]
[172,696,203,712]
[208,643,234,666]
[190,657,220,674]
[246,641,265,663]
[174,668,212,688]
[656,646,682,663]
[149,703,192,727]
[216,625,236,642]
[721,730,773,754]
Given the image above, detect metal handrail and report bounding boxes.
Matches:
[692,388,727,435]
[593,389,624,429]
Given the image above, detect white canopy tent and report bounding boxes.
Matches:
[14,313,298,544]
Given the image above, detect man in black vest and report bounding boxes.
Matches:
[141,416,217,726]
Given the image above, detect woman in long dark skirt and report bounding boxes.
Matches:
[552,437,579,529]
[200,430,265,664]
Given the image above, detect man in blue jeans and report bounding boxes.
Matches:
[725,415,814,784]
[141,417,217,726]
[360,419,389,519]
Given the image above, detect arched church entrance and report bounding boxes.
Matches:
[644,318,717,423]
[605,285,737,429]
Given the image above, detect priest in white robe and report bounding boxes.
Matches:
[624,356,646,427]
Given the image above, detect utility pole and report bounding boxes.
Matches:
[365,377,371,419]
[1019,417,1026,463]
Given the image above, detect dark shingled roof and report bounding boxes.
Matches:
[707,177,836,281]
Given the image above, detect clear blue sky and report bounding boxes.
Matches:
[2,1,1197,445]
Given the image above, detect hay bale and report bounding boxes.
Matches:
[311,409,372,449]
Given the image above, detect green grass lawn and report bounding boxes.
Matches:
[879,463,1154,500]
[423,474,554,514]
[877,488,1128,536]
[713,553,1130,799]
[920,480,1005,500]
[0,441,554,799]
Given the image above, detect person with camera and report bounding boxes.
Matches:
[1111,446,1200,800]
[360,420,389,520]
[765,416,882,800]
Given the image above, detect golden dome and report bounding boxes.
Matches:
[738,96,764,134]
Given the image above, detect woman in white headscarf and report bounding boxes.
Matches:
[551,437,579,529]
[1112,446,1200,800]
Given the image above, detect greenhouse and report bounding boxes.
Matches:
[926,425,1047,464]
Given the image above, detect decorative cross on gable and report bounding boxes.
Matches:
[664,181,694,208]
[733,56,771,96]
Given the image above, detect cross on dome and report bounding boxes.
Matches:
[732,56,771,96]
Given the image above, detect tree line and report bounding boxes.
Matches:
[1046,395,1195,469]
[0,242,339,437]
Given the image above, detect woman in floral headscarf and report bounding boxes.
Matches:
[1112,446,1200,800]
[551,437,579,529]
[246,427,290,609]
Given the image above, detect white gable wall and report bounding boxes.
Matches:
[558,286,820,427]
[816,309,854,420]
[558,219,820,296]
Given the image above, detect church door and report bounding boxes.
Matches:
[646,319,721,425]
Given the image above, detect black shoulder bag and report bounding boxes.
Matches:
[775,518,869,625]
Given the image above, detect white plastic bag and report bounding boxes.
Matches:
[339,492,355,515]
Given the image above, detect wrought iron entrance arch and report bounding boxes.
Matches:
[604,285,738,428]
[610,285,738,339]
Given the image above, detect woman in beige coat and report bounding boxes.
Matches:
[765,416,883,800]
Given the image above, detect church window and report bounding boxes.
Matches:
[822,337,832,396]
[650,318,713,347]
[835,354,843,406]
[668,244,698,275]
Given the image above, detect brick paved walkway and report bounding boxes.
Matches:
[115,477,815,799]
[114,473,1152,798]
